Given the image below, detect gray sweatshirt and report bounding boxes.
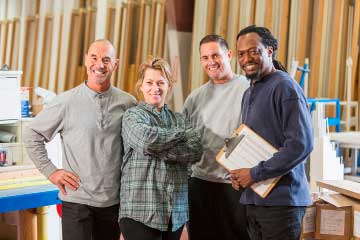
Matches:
[183,75,249,183]
[23,83,136,207]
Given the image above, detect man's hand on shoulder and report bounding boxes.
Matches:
[49,169,80,195]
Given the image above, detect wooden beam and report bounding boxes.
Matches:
[293,0,307,82]
[5,19,15,68]
[250,0,256,25]
[219,0,229,37]
[264,0,273,29]
[328,0,343,98]
[38,15,53,89]
[135,0,145,67]
[67,10,83,90]
[227,0,240,72]
[152,0,161,56]
[278,0,289,66]
[120,1,134,92]
[317,0,330,97]
[57,0,77,93]
[48,0,62,92]
[339,0,350,101]
[113,2,124,88]
[255,0,266,26]
[156,0,166,57]
[0,20,8,64]
[118,1,128,89]
[95,0,110,39]
[309,0,324,98]
[147,0,156,54]
[287,0,299,70]
[21,16,39,88]
[351,0,360,100]
[206,0,215,34]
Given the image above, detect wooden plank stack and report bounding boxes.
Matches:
[0,0,359,117]
[0,0,168,100]
[190,0,360,120]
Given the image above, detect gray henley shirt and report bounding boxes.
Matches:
[24,82,136,207]
[183,75,249,183]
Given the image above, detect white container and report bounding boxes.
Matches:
[0,71,22,121]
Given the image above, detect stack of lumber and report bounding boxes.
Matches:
[190,0,360,112]
[0,0,168,99]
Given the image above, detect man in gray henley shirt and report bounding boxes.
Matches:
[183,35,250,240]
[24,40,136,240]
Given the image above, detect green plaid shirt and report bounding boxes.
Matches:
[119,102,202,231]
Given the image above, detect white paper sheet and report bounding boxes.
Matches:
[354,210,360,237]
[320,209,345,236]
[303,206,316,233]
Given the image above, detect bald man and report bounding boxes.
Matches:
[24,40,137,240]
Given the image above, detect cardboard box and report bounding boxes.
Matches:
[353,204,360,240]
[301,205,317,238]
[315,180,360,240]
[315,202,352,240]
[301,193,323,239]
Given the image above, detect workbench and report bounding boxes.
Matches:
[0,184,60,240]
[0,184,60,213]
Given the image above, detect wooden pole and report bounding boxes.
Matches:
[157,0,166,57]
[147,0,156,54]
[206,0,215,34]
[309,0,324,98]
[28,16,39,89]
[351,0,360,100]
[135,0,145,67]
[113,0,124,87]
[339,0,350,101]
[264,0,273,29]
[328,0,343,98]
[0,20,8,65]
[278,0,289,66]
[219,0,229,37]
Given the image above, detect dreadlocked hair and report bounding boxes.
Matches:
[236,25,287,73]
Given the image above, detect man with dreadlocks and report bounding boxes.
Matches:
[230,25,313,239]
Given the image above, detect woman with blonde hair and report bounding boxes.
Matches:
[119,56,202,240]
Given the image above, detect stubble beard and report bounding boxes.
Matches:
[245,70,261,80]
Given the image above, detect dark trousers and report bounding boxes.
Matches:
[119,217,184,240]
[246,205,306,240]
[188,177,249,240]
[61,201,120,240]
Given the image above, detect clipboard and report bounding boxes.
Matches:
[216,124,281,198]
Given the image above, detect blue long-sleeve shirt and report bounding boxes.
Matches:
[241,71,313,206]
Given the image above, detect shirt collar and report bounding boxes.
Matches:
[251,70,279,86]
[82,82,113,98]
[139,101,168,114]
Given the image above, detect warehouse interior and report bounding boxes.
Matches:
[1,0,360,239]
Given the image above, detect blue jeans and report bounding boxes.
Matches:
[246,205,306,240]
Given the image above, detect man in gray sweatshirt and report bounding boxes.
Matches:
[24,39,136,240]
[183,35,250,240]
